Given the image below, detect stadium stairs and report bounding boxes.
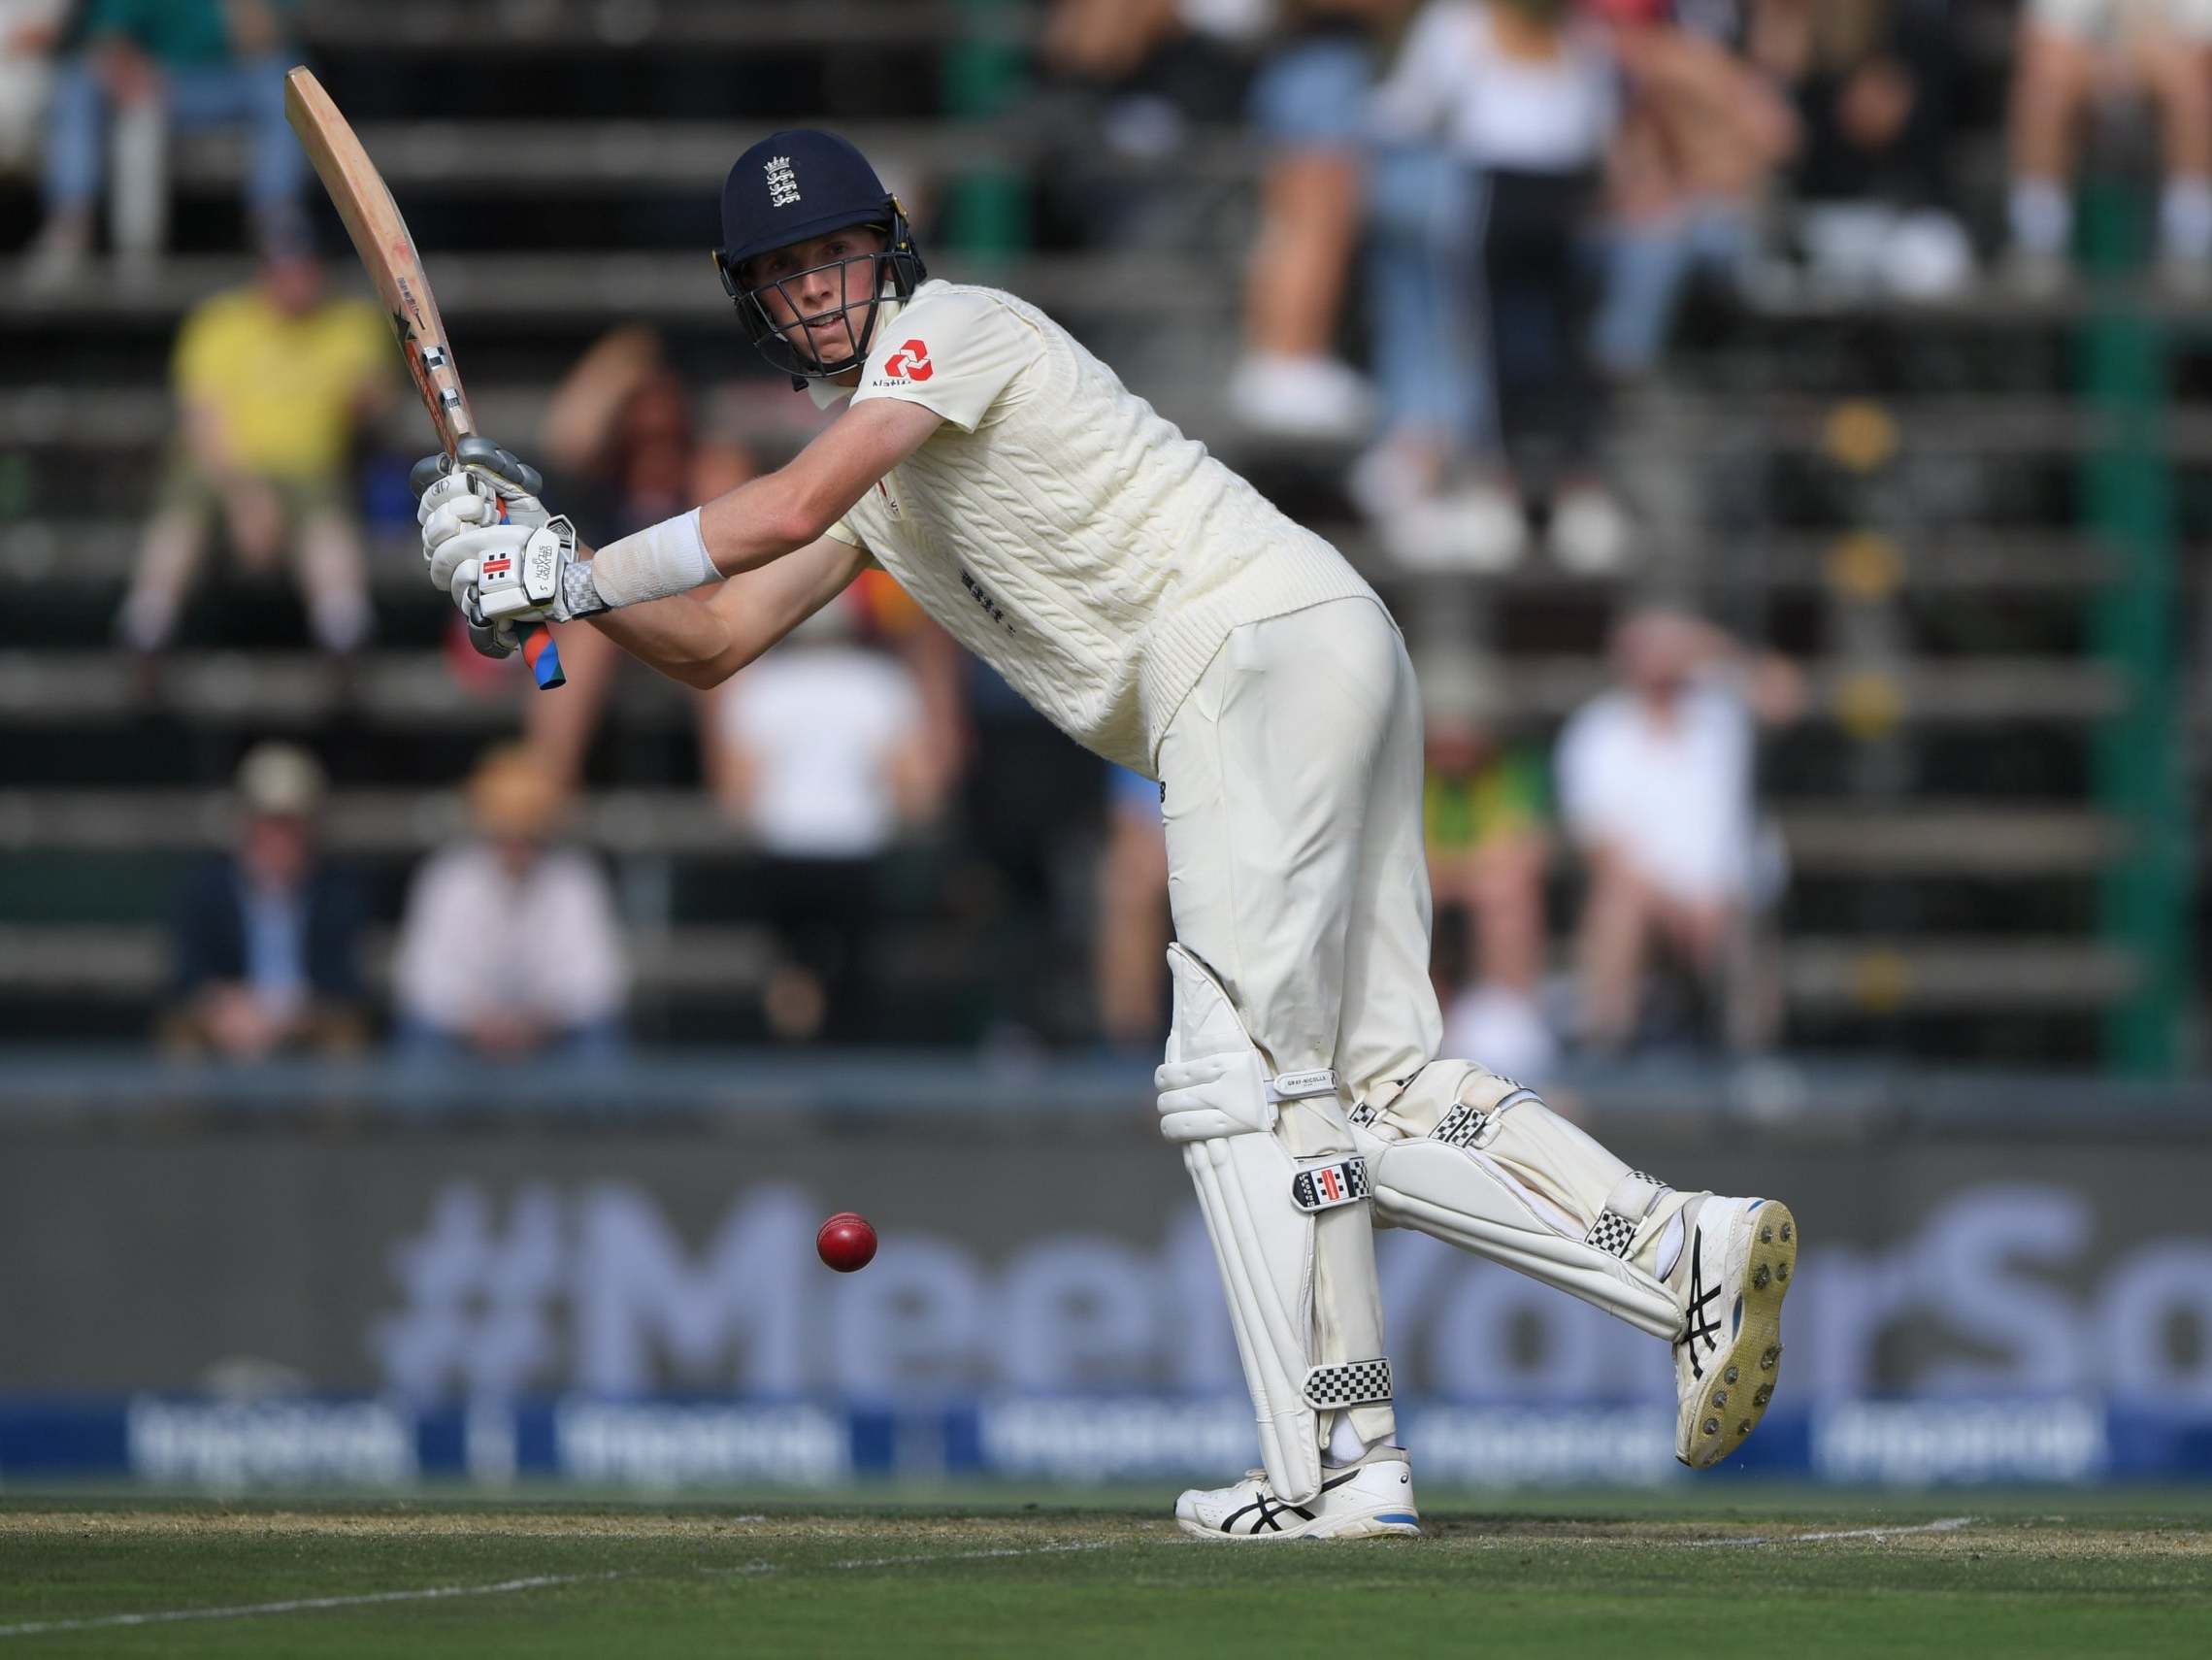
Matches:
[0,0,2194,1065]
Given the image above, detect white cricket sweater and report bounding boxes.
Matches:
[818,280,1375,775]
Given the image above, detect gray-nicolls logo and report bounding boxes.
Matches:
[765,154,800,208]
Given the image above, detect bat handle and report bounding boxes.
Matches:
[520,623,565,690]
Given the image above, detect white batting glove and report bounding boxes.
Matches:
[439,515,607,631]
[412,440,552,587]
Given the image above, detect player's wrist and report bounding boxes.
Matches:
[587,507,721,611]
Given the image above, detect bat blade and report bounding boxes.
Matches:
[283,66,562,689]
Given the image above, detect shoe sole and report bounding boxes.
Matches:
[1175,1512,1422,1543]
[1681,1200,1798,1470]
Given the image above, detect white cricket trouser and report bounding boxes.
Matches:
[1155,594,1436,1450]
[1159,594,1438,1108]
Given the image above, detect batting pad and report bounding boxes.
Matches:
[1354,1062,1685,1341]
[1156,946,1392,1504]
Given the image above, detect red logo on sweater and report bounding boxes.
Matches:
[882,339,933,382]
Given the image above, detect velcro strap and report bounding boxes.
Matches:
[1268,1067,1337,1102]
[1289,1157,1370,1212]
[1433,1102,1489,1148]
[1303,1357,1392,1410]
[1586,1170,1671,1258]
[1431,1080,1543,1150]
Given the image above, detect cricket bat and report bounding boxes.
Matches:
[282,65,565,690]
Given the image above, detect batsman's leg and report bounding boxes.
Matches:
[1155,598,1416,1539]
[1332,621,1797,1469]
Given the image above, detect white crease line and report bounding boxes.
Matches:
[712,1540,1115,1577]
[1684,1515,1975,1549]
[0,1571,627,1640]
[0,1539,1115,1640]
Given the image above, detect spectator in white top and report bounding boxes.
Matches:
[1373,0,1628,574]
[392,745,628,1063]
[1554,608,1800,1052]
[705,596,949,1042]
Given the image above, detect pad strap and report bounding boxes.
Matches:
[1303,1357,1392,1411]
[1586,1170,1672,1258]
[1268,1068,1337,1103]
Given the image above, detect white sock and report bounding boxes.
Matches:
[2009,179,2071,256]
[1325,1412,1370,1467]
[2162,177,2212,262]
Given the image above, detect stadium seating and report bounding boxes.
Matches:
[0,0,2191,1065]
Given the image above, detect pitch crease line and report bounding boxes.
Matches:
[712,1540,1116,1576]
[1684,1515,1975,1549]
[0,1540,1116,1637]
[0,1571,627,1640]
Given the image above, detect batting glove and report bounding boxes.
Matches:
[413,440,551,595]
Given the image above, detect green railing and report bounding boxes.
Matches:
[2080,181,2193,1075]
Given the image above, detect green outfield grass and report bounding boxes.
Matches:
[2,1488,2207,1657]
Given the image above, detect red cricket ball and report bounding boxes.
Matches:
[815,1211,878,1273]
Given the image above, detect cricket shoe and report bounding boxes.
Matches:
[1175,1446,1420,1541]
[1671,1194,1798,1469]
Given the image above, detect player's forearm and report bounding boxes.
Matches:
[586,533,866,690]
[696,465,848,575]
[585,588,746,690]
[583,467,832,612]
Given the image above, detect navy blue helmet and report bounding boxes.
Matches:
[713,129,926,387]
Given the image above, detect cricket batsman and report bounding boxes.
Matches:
[416,130,1798,1539]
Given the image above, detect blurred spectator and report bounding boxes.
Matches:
[0,1,70,176]
[114,251,387,672]
[1418,650,1557,1078]
[392,746,629,1063]
[704,595,952,1043]
[1042,0,1267,150]
[162,743,367,1060]
[515,327,763,787]
[1227,1,1413,442]
[1593,0,1799,377]
[1554,609,1799,1053]
[1094,765,1171,1054]
[1374,0,1626,574]
[1745,0,1968,301]
[20,0,307,290]
[2004,0,2212,294]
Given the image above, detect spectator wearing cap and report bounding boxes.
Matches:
[391,746,629,1063]
[162,742,367,1060]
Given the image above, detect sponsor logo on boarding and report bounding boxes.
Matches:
[881,338,933,382]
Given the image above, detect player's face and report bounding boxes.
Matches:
[746,228,889,367]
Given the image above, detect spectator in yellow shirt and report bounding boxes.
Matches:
[116,251,392,669]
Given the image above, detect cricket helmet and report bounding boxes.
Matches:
[713,129,927,388]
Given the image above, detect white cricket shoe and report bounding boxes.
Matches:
[1671,1194,1798,1470]
[1175,1446,1421,1541]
